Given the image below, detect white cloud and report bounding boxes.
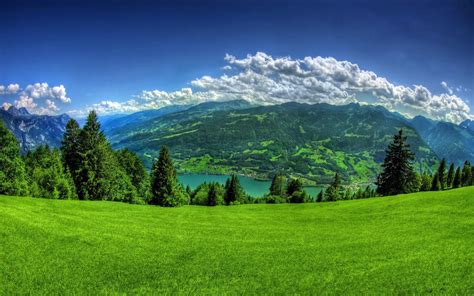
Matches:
[0,83,20,94]
[24,83,71,103]
[68,52,473,123]
[14,95,37,110]
[2,82,72,115]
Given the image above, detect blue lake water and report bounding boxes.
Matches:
[178,174,323,198]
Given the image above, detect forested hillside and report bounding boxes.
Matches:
[108,101,438,184]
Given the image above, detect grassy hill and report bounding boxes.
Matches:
[1,188,473,294]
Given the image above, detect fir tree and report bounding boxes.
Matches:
[207,183,218,206]
[430,172,441,191]
[436,159,447,190]
[269,172,285,196]
[376,129,416,196]
[61,119,81,188]
[224,174,244,205]
[419,173,432,191]
[316,190,324,202]
[116,148,150,202]
[24,146,77,199]
[150,146,188,206]
[75,111,137,202]
[461,161,472,186]
[0,120,29,196]
[446,163,455,188]
[452,167,462,188]
[326,173,341,201]
[286,178,303,196]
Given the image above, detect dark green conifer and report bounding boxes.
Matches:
[224,174,244,205]
[326,173,341,201]
[269,172,285,196]
[207,183,218,206]
[150,146,188,206]
[446,163,455,188]
[0,120,29,196]
[453,167,462,188]
[430,172,441,191]
[376,130,416,196]
[437,159,447,190]
[461,161,472,186]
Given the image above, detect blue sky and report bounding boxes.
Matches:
[0,0,472,122]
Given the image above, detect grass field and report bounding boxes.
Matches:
[1,188,473,294]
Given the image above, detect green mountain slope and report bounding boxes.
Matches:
[410,115,474,166]
[1,187,473,294]
[109,101,437,184]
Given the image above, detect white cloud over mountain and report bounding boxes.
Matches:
[0,82,71,115]
[75,52,471,123]
[3,53,472,123]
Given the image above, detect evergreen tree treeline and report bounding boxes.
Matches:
[1,116,473,206]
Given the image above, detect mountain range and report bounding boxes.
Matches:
[0,106,70,153]
[2,101,473,184]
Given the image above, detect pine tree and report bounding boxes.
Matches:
[0,120,29,196]
[430,172,441,191]
[75,111,137,202]
[461,161,472,186]
[452,167,462,188]
[61,119,81,188]
[419,173,432,191]
[224,174,244,205]
[326,173,341,201]
[316,190,324,202]
[376,129,416,196]
[269,172,285,196]
[24,146,77,199]
[207,183,218,206]
[116,148,150,202]
[150,146,188,206]
[437,159,447,190]
[286,178,306,203]
[446,163,455,188]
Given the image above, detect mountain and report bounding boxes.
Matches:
[107,101,438,184]
[409,116,474,166]
[460,119,474,132]
[101,104,192,132]
[0,106,70,153]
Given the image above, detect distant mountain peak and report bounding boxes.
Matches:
[6,106,30,116]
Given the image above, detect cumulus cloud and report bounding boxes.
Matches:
[0,83,20,94]
[1,82,72,115]
[64,52,472,122]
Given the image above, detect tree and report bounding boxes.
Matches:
[286,178,303,196]
[269,172,285,196]
[446,163,455,188]
[436,159,447,190]
[74,111,137,202]
[0,120,29,196]
[150,146,188,206]
[316,190,324,202]
[61,119,81,188]
[326,173,342,201]
[461,161,472,186]
[419,173,432,191]
[115,148,150,202]
[224,174,244,205]
[207,183,218,206]
[430,172,441,191]
[376,129,416,196]
[452,167,462,188]
[24,146,77,199]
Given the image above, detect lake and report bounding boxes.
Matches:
[178,174,323,198]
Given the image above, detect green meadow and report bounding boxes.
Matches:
[1,187,473,295]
